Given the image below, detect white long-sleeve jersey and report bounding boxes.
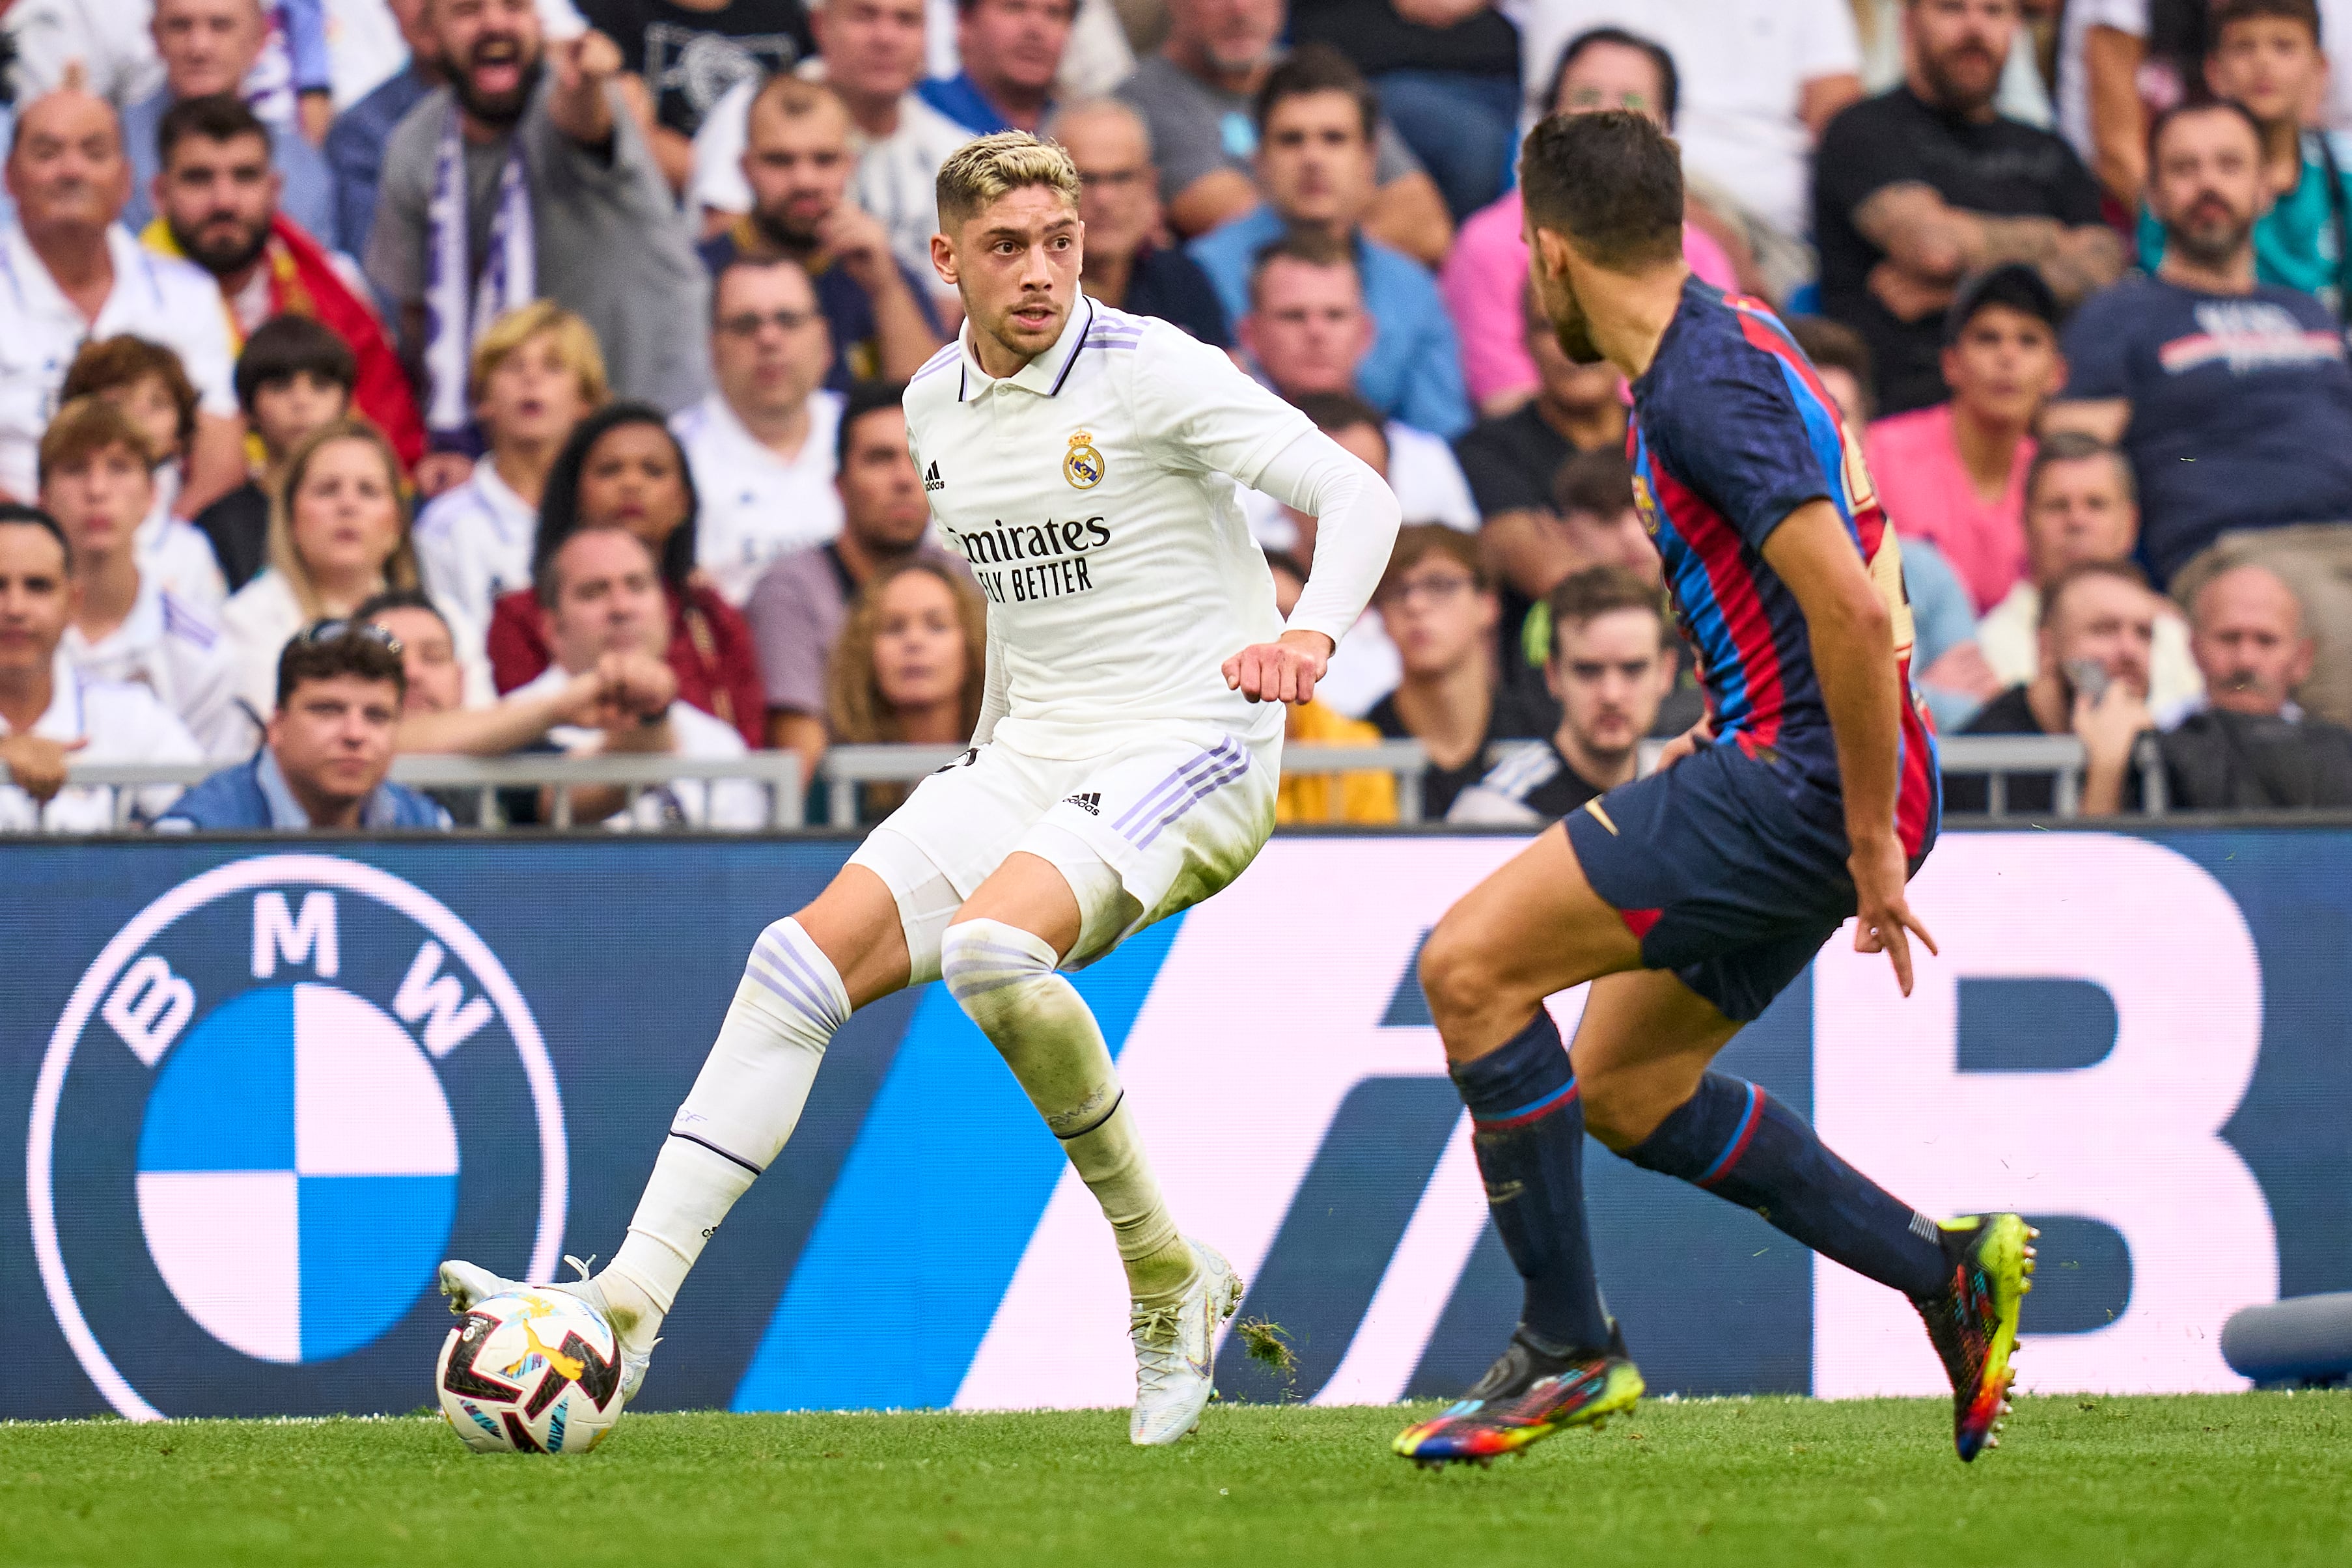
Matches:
[904,299,1401,760]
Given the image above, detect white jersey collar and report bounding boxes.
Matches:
[61,568,165,664]
[958,295,1098,403]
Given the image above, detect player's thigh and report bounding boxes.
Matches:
[844,747,1049,985]
[1567,968,1743,1149]
[1418,821,1646,1060]
[953,850,1085,961]
[792,864,913,1010]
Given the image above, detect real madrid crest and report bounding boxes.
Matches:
[1064,430,1105,489]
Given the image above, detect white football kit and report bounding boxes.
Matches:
[853,299,1400,976]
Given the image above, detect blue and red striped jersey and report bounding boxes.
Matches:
[1627,279,1939,855]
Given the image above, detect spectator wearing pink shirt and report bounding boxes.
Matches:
[1865,264,2066,614]
[1439,26,1741,416]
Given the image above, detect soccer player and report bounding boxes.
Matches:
[1390,111,2034,1468]
[441,131,1403,1445]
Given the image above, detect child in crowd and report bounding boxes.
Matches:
[58,336,228,611]
[193,316,359,593]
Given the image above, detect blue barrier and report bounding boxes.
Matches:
[3,827,2346,1419]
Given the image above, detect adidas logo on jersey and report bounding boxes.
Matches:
[924,461,946,493]
[1062,791,1101,816]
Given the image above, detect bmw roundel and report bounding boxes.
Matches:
[30,855,566,1420]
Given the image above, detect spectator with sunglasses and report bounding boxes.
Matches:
[154,620,452,830]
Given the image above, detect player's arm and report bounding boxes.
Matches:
[1760,500,1937,995]
[1223,430,1402,704]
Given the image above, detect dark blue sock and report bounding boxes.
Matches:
[1448,1009,1612,1353]
[1620,1072,1948,1300]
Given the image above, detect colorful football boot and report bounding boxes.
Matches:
[1392,1321,1642,1467]
[1915,1213,2036,1461]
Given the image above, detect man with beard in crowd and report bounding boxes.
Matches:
[367,0,710,491]
[145,94,425,470]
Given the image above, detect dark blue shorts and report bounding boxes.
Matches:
[1561,740,1936,1024]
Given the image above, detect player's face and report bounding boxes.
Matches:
[98,377,186,471]
[2025,457,2138,585]
[158,131,277,277]
[1527,301,1624,411]
[940,186,1083,371]
[548,530,668,668]
[0,524,74,677]
[1243,258,1373,396]
[251,370,352,463]
[2208,18,2322,126]
[40,446,155,560]
[1549,608,1674,759]
[268,674,402,806]
[837,407,930,551]
[1381,555,1497,678]
[477,331,591,452]
[2149,109,2265,265]
[1525,225,1605,366]
[745,101,855,245]
[813,0,929,102]
[2045,576,2156,700]
[1940,304,2064,428]
[1258,92,1377,229]
[1908,0,2015,116]
[2193,569,2312,717]
[370,607,465,715]
[578,424,692,549]
[871,570,967,713]
[288,437,406,584]
[712,262,832,420]
[1561,504,1662,588]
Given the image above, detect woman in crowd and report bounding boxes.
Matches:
[825,560,987,823]
[220,419,420,724]
[485,404,766,747]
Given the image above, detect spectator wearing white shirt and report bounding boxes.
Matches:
[0,87,247,520]
[0,504,204,831]
[1235,234,1476,541]
[2,0,167,111]
[516,522,767,828]
[1510,0,1863,276]
[674,253,846,607]
[690,0,971,299]
[412,301,608,659]
[42,396,249,760]
[57,333,230,609]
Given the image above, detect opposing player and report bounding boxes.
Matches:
[1391,112,2033,1468]
[441,133,1402,1445]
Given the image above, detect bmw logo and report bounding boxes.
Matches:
[29,855,566,1420]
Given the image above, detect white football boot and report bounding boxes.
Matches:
[437,1256,656,1405]
[1128,1240,1245,1446]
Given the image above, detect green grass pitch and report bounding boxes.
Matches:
[3,1393,2346,1567]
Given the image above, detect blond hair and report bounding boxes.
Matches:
[935,130,1082,231]
[268,419,419,619]
[470,301,610,411]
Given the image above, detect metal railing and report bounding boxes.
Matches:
[817,739,1433,825]
[1930,734,2170,818]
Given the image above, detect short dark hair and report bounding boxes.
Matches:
[0,502,72,573]
[1545,563,1668,656]
[1545,26,1680,126]
[710,250,818,325]
[235,314,357,415]
[2026,429,2137,507]
[355,587,448,630]
[1788,315,1876,422]
[1290,389,1384,437]
[2210,0,2321,48]
[836,379,907,469]
[1519,109,1685,271]
[2148,96,2266,163]
[1552,447,1638,519]
[276,623,406,708]
[536,523,659,610]
[1249,227,1361,306]
[2040,559,2151,631]
[156,91,270,166]
[1254,44,1379,143]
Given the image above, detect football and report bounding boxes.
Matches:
[436,1290,626,1455]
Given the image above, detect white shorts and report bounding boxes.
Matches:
[846,726,1281,982]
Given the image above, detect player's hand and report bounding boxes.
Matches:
[1653,717,1712,771]
[0,733,87,803]
[1223,629,1333,705]
[1847,833,1936,997]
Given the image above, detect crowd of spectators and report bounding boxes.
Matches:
[9,0,2352,834]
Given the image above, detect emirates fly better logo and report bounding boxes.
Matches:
[28,856,566,1420]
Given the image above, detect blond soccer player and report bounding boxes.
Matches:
[440,133,1402,1445]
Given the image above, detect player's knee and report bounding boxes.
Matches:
[1417,919,1500,1033]
[939,918,1057,1032]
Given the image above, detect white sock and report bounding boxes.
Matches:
[602,916,848,1347]
[940,918,1195,1302]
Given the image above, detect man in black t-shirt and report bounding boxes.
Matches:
[1813,0,2118,415]
[1448,565,1676,825]
[580,0,812,189]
